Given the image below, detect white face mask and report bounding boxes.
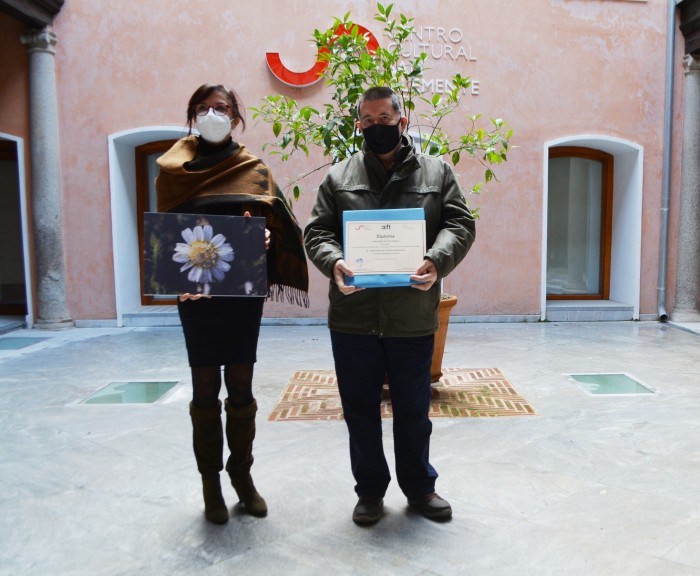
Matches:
[195,109,232,143]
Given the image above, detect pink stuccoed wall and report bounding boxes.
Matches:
[2,0,682,321]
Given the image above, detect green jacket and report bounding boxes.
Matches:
[304,136,476,337]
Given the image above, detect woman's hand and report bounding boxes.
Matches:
[178,293,212,301]
[243,210,271,250]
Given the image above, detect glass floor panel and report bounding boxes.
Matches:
[0,337,49,350]
[569,373,654,395]
[81,381,178,404]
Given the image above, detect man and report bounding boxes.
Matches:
[304,86,475,525]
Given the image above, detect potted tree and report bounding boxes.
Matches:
[252,3,512,381]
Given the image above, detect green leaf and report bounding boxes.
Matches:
[252,3,512,200]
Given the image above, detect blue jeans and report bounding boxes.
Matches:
[330,330,438,500]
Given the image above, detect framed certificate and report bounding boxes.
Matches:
[143,212,267,297]
[343,208,426,288]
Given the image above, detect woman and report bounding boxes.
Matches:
[156,83,309,524]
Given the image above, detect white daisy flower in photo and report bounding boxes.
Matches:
[173,224,234,292]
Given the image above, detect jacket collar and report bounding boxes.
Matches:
[362,133,419,178]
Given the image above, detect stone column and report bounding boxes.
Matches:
[672,54,700,322]
[21,27,73,329]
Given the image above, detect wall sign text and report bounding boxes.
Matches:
[266,23,479,95]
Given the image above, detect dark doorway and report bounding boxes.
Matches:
[0,139,27,315]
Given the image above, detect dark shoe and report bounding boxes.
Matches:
[189,401,228,524]
[352,496,384,526]
[408,492,452,520]
[225,399,268,518]
[230,473,268,517]
[202,476,229,524]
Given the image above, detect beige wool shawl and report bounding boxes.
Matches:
[156,136,309,306]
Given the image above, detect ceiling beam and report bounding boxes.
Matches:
[0,0,64,28]
[680,0,700,56]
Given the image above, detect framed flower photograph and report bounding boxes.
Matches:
[143,212,267,297]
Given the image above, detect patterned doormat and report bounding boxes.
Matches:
[268,368,536,421]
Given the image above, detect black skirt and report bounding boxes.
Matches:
[177,296,265,367]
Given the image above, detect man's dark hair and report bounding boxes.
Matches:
[357,86,401,118]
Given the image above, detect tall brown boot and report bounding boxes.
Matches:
[190,401,229,524]
[224,398,268,517]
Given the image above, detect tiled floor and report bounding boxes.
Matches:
[2,320,700,575]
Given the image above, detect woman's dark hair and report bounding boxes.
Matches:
[186,83,246,132]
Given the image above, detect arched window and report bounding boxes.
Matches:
[547,146,613,300]
[135,139,176,306]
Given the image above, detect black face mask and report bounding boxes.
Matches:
[362,120,402,154]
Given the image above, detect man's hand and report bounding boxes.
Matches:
[410,259,438,291]
[333,259,364,296]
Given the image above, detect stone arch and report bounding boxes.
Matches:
[542,135,643,320]
[0,132,33,325]
[108,126,186,326]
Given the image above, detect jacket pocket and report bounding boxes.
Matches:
[404,185,440,195]
[335,187,378,212]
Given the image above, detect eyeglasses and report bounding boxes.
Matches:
[195,104,230,117]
